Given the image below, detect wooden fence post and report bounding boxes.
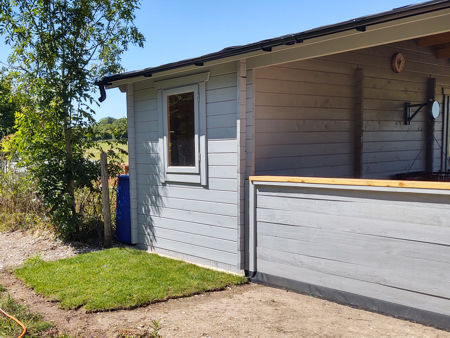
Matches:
[100,152,112,248]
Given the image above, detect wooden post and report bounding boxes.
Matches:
[425,77,436,175]
[353,67,364,178]
[443,90,450,172]
[101,152,112,248]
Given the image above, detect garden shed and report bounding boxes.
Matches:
[97,0,450,329]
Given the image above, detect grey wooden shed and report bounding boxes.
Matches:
[97,0,450,330]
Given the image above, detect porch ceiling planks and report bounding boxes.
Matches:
[436,43,450,59]
[416,31,450,46]
[416,31,450,59]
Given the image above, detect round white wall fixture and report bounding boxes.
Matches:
[431,100,440,119]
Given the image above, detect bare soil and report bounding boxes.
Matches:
[0,230,449,337]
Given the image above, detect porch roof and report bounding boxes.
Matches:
[96,0,449,87]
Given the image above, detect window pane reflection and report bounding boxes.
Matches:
[167,92,195,166]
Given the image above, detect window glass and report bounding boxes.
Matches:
[167,91,195,166]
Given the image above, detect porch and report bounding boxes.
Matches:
[247,176,450,330]
[244,35,450,329]
[247,37,450,179]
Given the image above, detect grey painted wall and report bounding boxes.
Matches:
[128,38,450,274]
[251,181,450,325]
[253,40,450,178]
[130,63,240,272]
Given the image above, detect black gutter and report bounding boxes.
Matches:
[96,0,450,86]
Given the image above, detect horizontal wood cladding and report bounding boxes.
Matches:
[141,236,237,267]
[256,143,351,159]
[131,63,239,269]
[139,195,237,217]
[256,165,353,178]
[139,217,237,250]
[254,57,354,177]
[253,183,450,317]
[254,39,449,178]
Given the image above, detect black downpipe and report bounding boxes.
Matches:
[245,270,257,279]
[98,85,106,102]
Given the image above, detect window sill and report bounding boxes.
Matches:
[165,173,201,184]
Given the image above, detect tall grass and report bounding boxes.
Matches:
[0,167,49,231]
[0,165,118,243]
[75,180,117,243]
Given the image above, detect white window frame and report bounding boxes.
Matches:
[157,72,209,186]
[163,85,200,174]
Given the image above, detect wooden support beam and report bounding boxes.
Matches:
[353,68,364,178]
[416,32,450,47]
[236,59,247,270]
[425,78,436,174]
[101,152,112,248]
[441,94,449,172]
[436,44,450,58]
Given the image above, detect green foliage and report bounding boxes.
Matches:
[149,320,162,338]
[0,0,144,239]
[16,248,248,312]
[75,180,118,244]
[0,168,49,232]
[0,73,20,139]
[93,117,128,141]
[0,164,118,242]
[0,290,53,337]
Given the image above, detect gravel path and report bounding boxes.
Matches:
[0,230,449,337]
[0,230,96,271]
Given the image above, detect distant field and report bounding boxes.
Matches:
[86,141,128,163]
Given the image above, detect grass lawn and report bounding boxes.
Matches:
[0,284,54,337]
[15,248,247,312]
[86,141,128,163]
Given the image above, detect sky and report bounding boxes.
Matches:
[0,0,423,121]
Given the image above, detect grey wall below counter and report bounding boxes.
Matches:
[249,181,450,329]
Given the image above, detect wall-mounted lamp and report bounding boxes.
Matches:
[404,100,440,125]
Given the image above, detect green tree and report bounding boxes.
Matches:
[112,117,127,141]
[0,0,144,238]
[0,73,18,139]
[93,116,127,141]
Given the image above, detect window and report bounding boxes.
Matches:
[167,91,196,167]
[158,73,209,185]
[163,85,199,175]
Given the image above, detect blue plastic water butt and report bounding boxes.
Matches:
[116,174,131,244]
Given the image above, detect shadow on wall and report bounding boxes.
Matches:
[136,141,164,250]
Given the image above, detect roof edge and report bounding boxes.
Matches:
[95,0,450,86]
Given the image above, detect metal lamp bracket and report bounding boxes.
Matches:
[404,99,441,125]
[404,100,430,125]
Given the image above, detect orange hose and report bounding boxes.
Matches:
[0,307,27,338]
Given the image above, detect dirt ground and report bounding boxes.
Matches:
[0,230,449,337]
